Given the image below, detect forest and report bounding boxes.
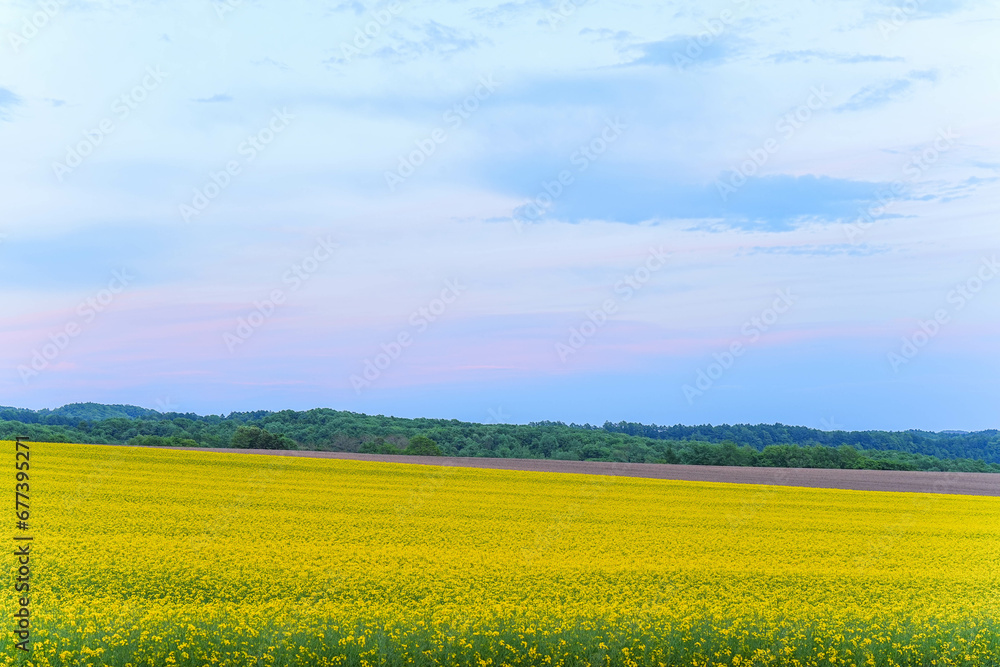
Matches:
[2,403,998,472]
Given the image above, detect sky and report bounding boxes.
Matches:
[1,0,998,431]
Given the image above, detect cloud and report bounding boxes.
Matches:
[744,243,889,257]
[767,50,904,64]
[926,175,1000,203]
[470,0,544,27]
[192,94,233,103]
[620,34,747,68]
[907,69,938,81]
[497,163,890,231]
[710,175,891,231]
[382,21,483,60]
[870,0,966,20]
[253,57,291,71]
[580,28,634,43]
[835,70,937,112]
[0,87,21,121]
[44,98,66,107]
[838,78,913,111]
[329,1,366,15]
[325,20,485,65]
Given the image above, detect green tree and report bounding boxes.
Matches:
[359,437,402,455]
[538,434,559,457]
[231,426,293,450]
[404,435,443,456]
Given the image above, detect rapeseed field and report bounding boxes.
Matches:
[4,441,999,666]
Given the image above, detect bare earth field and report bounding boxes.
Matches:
[134,446,1000,496]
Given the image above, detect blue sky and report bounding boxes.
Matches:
[1,0,998,430]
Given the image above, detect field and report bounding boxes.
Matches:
[156,448,1000,496]
[6,441,1000,666]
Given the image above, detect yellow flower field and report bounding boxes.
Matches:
[4,441,999,666]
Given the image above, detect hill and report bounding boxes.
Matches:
[1,403,997,472]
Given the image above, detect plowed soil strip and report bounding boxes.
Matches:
[107,446,1000,496]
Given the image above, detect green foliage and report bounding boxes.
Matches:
[598,420,1000,464]
[126,435,200,448]
[359,437,403,455]
[0,402,176,424]
[231,426,294,450]
[403,435,443,456]
[1,403,998,472]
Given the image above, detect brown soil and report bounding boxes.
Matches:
[130,446,1000,497]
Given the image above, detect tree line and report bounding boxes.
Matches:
[0,403,997,472]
